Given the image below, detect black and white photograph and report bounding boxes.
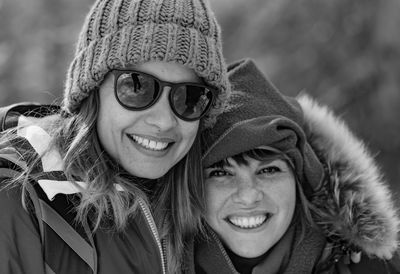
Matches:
[0,0,399,273]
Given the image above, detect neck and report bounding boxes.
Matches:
[225,246,270,274]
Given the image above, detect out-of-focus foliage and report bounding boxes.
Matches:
[0,0,399,202]
[0,0,93,105]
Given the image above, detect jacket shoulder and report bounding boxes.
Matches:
[0,184,35,225]
[0,102,59,131]
[347,253,400,274]
[0,185,46,274]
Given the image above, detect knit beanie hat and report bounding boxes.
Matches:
[202,59,324,196]
[63,0,229,128]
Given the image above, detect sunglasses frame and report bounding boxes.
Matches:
[111,69,216,121]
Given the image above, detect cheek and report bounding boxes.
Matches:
[286,181,297,212]
[183,120,198,137]
[205,186,219,219]
[97,96,113,144]
[98,82,140,132]
[179,120,199,147]
[274,180,296,219]
[98,84,119,130]
[97,96,122,139]
[205,185,228,222]
[96,106,118,160]
[97,83,135,156]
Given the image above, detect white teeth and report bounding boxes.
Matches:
[155,142,164,150]
[149,140,155,148]
[228,215,268,229]
[130,135,169,151]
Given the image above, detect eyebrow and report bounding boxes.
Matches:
[208,157,281,170]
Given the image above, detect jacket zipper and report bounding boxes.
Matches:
[138,198,167,274]
[161,238,167,273]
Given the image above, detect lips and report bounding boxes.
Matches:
[227,214,271,229]
[127,134,172,151]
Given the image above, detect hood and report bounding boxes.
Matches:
[298,94,399,259]
[202,58,325,197]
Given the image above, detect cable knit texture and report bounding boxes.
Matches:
[63,0,229,128]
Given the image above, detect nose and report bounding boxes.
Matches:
[232,177,263,206]
[144,87,178,131]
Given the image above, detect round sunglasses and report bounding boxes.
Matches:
[111,69,216,121]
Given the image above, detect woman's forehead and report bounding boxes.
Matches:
[209,151,287,168]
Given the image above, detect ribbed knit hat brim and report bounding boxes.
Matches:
[63,0,229,129]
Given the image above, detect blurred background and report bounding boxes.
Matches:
[0,0,399,203]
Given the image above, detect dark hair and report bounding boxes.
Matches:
[208,148,316,241]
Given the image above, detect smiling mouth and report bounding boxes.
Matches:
[227,214,271,229]
[128,134,172,151]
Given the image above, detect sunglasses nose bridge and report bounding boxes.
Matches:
[144,88,179,130]
[159,83,180,113]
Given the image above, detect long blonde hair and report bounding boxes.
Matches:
[2,90,205,273]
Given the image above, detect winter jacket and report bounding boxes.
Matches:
[184,95,400,274]
[0,106,166,274]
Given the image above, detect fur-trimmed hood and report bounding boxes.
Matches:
[298,94,399,260]
[203,58,399,261]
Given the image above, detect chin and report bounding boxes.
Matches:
[229,239,273,258]
[123,165,165,179]
[239,250,266,258]
[133,170,166,179]
[228,244,266,258]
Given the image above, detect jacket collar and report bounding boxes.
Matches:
[16,115,124,201]
[193,224,326,274]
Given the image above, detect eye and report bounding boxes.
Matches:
[116,73,157,107]
[205,168,231,178]
[258,166,281,175]
[118,73,149,95]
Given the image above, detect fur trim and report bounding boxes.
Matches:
[297,94,399,259]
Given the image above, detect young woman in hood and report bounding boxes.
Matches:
[185,58,400,273]
[0,0,230,273]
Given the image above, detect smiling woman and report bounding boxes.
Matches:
[204,149,297,259]
[97,61,202,179]
[184,59,400,274]
[0,0,229,273]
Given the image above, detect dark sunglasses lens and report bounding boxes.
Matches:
[116,72,158,109]
[172,85,213,120]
